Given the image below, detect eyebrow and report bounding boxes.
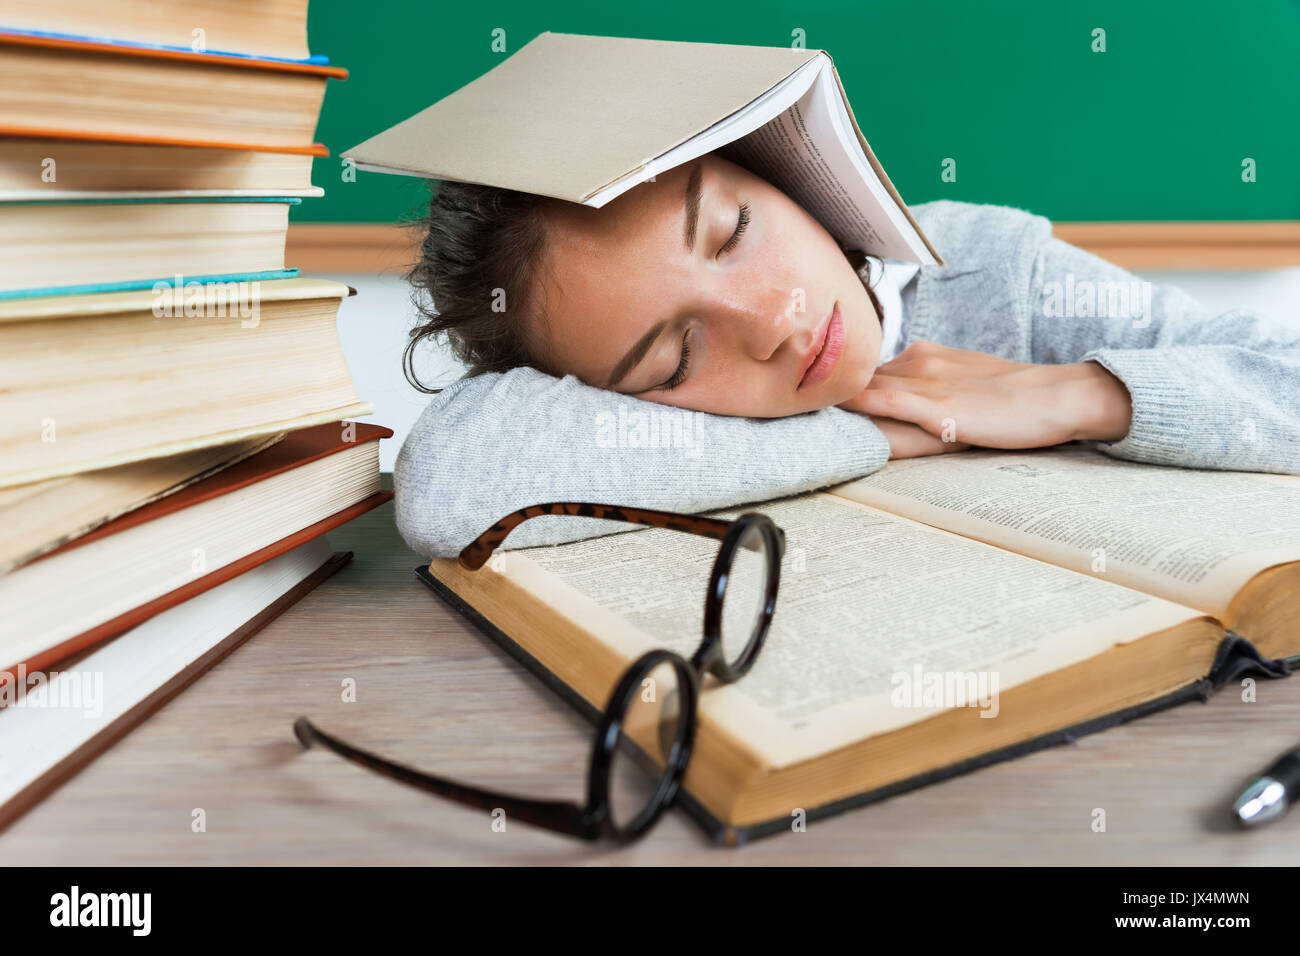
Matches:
[604,160,704,390]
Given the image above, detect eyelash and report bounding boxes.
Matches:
[658,201,750,391]
[717,200,751,257]
[661,330,692,390]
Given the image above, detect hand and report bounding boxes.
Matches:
[867,415,972,460]
[836,341,1133,449]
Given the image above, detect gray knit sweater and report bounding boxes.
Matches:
[394,199,1300,557]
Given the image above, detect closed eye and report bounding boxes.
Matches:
[717,200,751,257]
[652,200,750,391]
[657,327,692,391]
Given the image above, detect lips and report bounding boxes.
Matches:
[797,302,843,391]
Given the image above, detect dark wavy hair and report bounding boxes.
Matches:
[403,178,886,394]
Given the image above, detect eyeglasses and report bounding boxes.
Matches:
[293,502,786,842]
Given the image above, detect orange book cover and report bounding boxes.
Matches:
[0,30,348,78]
[0,126,331,156]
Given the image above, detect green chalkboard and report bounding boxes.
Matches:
[298,0,1300,224]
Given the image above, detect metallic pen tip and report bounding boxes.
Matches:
[1234,777,1288,826]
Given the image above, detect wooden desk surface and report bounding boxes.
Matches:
[6,482,1300,864]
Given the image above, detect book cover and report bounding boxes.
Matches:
[341,31,942,264]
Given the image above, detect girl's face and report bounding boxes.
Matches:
[525,152,884,417]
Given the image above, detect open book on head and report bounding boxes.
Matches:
[417,444,1300,846]
[343,31,943,265]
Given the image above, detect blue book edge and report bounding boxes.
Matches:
[0,25,330,65]
[0,269,302,301]
[4,197,304,206]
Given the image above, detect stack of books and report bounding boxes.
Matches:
[0,2,392,826]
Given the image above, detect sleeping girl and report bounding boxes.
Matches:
[393,151,1300,557]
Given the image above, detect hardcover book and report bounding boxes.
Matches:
[0,30,345,149]
[0,1,315,62]
[0,193,311,295]
[0,421,392,676]
[0,278,371,487]
[0,134,321,193]
[417,444,1300,845]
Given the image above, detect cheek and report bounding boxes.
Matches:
[757,212,814,280]
[765,196,841,270]
[666,350,770,415]
[857,293,882,351]
[846,301,883,389]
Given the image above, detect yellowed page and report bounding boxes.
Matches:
[501,492,1205,770]
[830,445,1300,619]
[0,290,366,488]
[0,433,283,575]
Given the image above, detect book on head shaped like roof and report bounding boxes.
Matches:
[342,31,944,265]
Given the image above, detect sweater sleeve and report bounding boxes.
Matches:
[393,365,892,557]
[1027,235,1300,475]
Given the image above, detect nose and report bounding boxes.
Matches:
[714,288,804,362]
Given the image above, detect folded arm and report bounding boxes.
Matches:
[1028,236,1300,474]
[394,366,893,557]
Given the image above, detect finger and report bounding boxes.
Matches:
[877,341,952,368]
[863,371,947,395]
[851,386,944,429]
[874,418,970,459]
[864,371,925,387]
[869,417,932,458]
[880,342,1022,374]
[874,352,922,373]
[896,341,992,362]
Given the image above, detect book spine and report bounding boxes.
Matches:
[1200,630,1292,698]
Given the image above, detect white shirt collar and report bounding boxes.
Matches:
[859,258,920,364]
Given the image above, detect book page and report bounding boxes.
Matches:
[830,445,1300,618]
[503,493,1204,769]
[716,59,934,262]
[587,56,935,261]
[0,433,283,575]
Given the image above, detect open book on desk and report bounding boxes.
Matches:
[416,443,1300,846]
